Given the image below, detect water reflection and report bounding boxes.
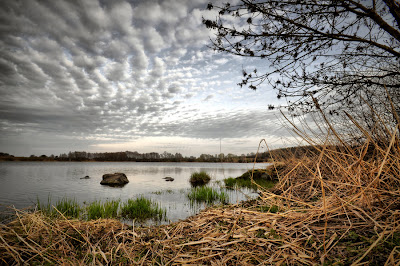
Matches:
[0,161,270,223]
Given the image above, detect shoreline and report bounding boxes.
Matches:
[0,158,270,163]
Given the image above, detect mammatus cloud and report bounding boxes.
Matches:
[0,0,287,156]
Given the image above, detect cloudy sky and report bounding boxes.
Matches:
[0,0,292,157]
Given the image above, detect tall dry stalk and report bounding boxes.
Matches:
[256,93,400,264]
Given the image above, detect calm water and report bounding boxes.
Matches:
[0,161,270,223]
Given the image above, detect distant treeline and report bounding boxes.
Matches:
[0,150,268,163]
[0,146,324,163]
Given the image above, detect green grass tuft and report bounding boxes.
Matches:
[86,200,120,220]
[37,196,167,222]
[189,171,211,186]
[187,186,228,205]
[36,195,53,216]
[223,177,237,188]
[37,196,80,218]
[54,198,80,218]
[120,196,166,221]
[103,200,120,218]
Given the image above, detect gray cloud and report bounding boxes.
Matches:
[203,95,214,102]
[0,0,286,156]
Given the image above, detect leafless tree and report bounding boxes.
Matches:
[204,0,400,115]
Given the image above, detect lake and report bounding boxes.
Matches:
[0,161,270,223]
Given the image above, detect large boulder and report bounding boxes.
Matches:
[100,173,129,186]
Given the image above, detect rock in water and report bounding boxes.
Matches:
[163,177,174,181]
[100,173,129,186]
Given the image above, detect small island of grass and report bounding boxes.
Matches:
[189,171,211,186]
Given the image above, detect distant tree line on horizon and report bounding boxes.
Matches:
[1,145,350,163]
[0,150,271,163]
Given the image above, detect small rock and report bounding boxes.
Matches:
[163,177,174,181]
[80,175,90,179]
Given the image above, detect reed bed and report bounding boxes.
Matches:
[1,101,399,264]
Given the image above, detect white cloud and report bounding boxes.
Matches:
[214,58,229,65]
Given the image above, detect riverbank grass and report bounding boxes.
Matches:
[188,186,228,205]
[36,197,166,222]
[86,199,120,220]
[37,197,80,219]
[55,198,80,218]
[121,196,166,221]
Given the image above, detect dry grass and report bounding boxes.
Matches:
[1,98,399,264]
